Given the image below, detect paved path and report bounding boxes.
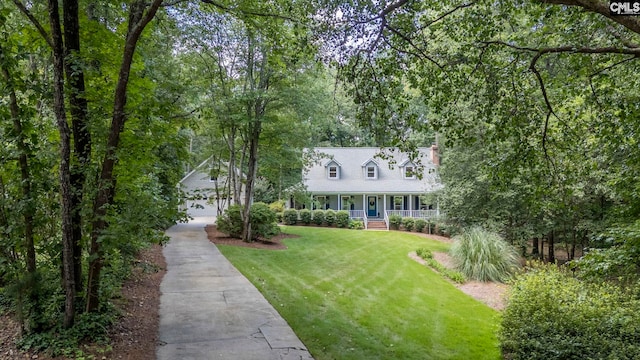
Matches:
[156,220,313,360]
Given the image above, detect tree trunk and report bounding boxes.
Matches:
[241,117,262,242]
[47,0,76,328]
[63,0,91,294]
[548,230,555,263]
[85,0,163,313]
[532,237,539,259]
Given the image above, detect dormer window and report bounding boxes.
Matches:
[400,159,417,179]
[405,166,416,179]
[325,159,341,179]
[329,166,338,179]
[366,166,376,179]
[362,159,379,180]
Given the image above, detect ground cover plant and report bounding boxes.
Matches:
[217,226,500,360]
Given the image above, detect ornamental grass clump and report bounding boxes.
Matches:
[450,227,520,282]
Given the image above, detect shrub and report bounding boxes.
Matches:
[283,209,298,225]
[500,263,640,360]
[299,209,312,224]
[402,218,415,231]
[269,200,286,213]
[216,204,243,238]
[416,248,433,259]
[414,219,427,233]
[216,203,280,240]
[450,227,520,282]
[388,215,402,230]
[249,202,280,239]
[349,220,364,230]
[325,209,336,226]
[275,212,283,223]
[312,210,325,225]
[336,210,350,228]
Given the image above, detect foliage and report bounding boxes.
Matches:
[402,218,415,232]
[17,311,115,356]
[283,209,298,225]
[416,248,466,284]
[414,219,427,233]
[217,203,280,241]
[269,200,286,213]
[249,202,281,240]
[348,220,364,230]
[299,209,312,225]
[219,226,499,359]
[450,227,520,283]
[572,221,640,286]
[416,248,434,259]
[500,263,640,360]
[275,212,284,224]
[216,204,244,238]
[388,215,403,230]
[312,210,325,225]
[335,210,350,228]
[324,209,336,226]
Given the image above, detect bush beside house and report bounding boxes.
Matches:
[216,202,280,241]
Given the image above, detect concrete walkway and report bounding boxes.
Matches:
[156,220,313,360]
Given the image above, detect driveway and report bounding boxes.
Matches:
[156,220,313,359]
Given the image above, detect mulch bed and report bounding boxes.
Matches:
[204,225,298,250]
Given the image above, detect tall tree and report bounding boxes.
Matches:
[86,0,164,312]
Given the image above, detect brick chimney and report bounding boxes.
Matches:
[430,144,439,166]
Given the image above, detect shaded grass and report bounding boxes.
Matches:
[218,227,501,360]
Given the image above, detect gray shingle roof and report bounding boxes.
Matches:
[304,147,442,194]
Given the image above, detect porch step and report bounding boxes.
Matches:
[367,220,387,230]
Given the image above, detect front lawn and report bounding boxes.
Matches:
[217,226,501,360]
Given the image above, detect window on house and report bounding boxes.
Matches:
[366,166,377,179]
[328,166,338,179]
[404,166,416,179]
[394,196,404,210]
[341,196,351,210]
[315,196,326,210]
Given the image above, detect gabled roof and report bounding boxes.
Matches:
[398,159,415,167]
[323,159,342,167]
[361,158,380,167]
[303,147,442,194]
[179,157,212,184]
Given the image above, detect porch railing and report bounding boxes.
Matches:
[385,210,439,220]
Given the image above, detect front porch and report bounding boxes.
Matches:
[310,194,439,230]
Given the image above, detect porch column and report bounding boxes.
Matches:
[362,194,366,213]
[383,194,387,215]
[409,194,413,212]
[310,194,314,210]
[338,193,341,210]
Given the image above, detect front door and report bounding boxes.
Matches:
[367,196,377,217]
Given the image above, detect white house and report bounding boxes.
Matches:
[302,146,443,229]
[178,158,243,219]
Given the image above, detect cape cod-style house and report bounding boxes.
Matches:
[302,146,443,229]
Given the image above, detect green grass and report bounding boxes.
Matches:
[218,226,501,360]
